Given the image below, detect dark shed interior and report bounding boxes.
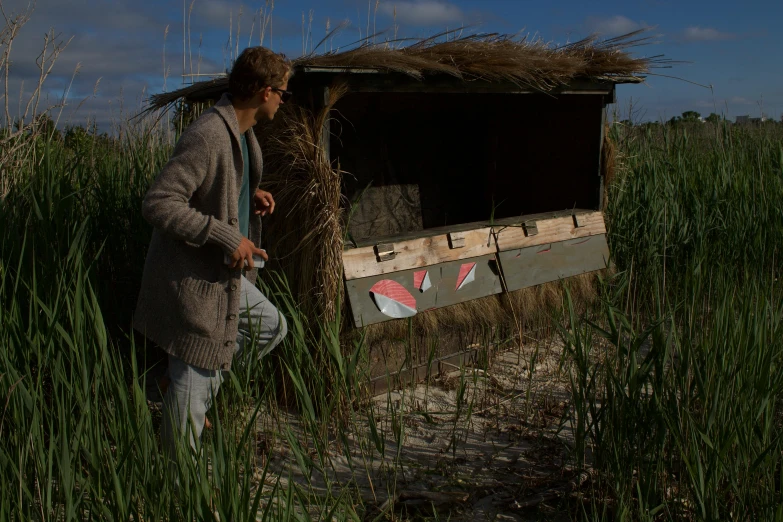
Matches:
[329,91,605,244]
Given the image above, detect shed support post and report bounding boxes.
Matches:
[597,105,606,210]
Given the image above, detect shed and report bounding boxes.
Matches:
[148,31,658,387]
[323,68,616,328]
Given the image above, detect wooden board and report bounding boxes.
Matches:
[299,70,619,96]
[343,227,496,280]
[597,108,606,210]
[346,254,503,327]
[494,211,606,252]
[339,76,614,95]
[348,209,598,248]
[497,234,610,292]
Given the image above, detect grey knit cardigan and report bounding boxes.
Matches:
[133,94,263,371]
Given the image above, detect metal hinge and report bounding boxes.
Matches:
[374,243,396,262]
[448,232,465,249]
[523,220,538,237]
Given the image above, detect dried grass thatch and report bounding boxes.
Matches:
[295,30,659,86]
[259,83,349,323]
[147,30,667,111]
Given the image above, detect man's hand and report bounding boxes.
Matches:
[229,237,268,269]
[253,189,275,216]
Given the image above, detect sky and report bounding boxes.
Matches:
[2,0,781,130]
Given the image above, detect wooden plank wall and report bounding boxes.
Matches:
[493,212,606,251]
[343,211,609,327]
[343,227,496,280]
[346,254,503,327]
[498,234,610,292]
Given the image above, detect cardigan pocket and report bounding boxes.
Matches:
[177,276,226,336]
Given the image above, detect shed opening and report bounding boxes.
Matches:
[332,91,605,245]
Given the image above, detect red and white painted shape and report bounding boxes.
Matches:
[413,270,432,292]
[456,262,477,291]
[369,280,417,319]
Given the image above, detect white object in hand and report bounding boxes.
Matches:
[224,249,266,268]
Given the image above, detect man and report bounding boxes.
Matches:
[133,47,291,454]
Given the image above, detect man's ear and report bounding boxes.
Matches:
[259,86,272,103]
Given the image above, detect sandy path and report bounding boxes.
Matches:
[260,338,584,520]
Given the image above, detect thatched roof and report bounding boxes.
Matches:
[148,29,668,111]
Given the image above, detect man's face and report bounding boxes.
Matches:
[254,73,289,123]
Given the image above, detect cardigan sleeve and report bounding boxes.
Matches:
[141,129,243,254]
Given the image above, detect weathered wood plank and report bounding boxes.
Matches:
[343,227,496,280]
[346,254,502,327]
[494,211,606,252]
[498,234,610,292]
[300,71,617,95]
[597,107,606,210]
[347,208,598,248]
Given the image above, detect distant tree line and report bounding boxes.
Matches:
[618,111,780,127]
[0,113,118,152]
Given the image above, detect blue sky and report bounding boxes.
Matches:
[3,0,780,129]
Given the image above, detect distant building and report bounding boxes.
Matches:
[735,114,768,125]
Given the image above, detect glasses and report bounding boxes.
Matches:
[270,87,292,103]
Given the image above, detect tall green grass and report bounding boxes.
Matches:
[2,114,783,520]
[607,122,782,300]
[0,129,364,520]
[561,122,783,520]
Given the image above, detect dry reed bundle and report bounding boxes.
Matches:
[258,83,348,323]
[300,30,657,89]
[147,30,663,110]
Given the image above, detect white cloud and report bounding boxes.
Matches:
[193,0,242,26]
[682,26,735,42]
[0,0,224,131]
[585,15,644,36]
[728,96,753,105]
[379,1,464,27]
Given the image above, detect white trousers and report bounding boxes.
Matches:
[160,275,287,456]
